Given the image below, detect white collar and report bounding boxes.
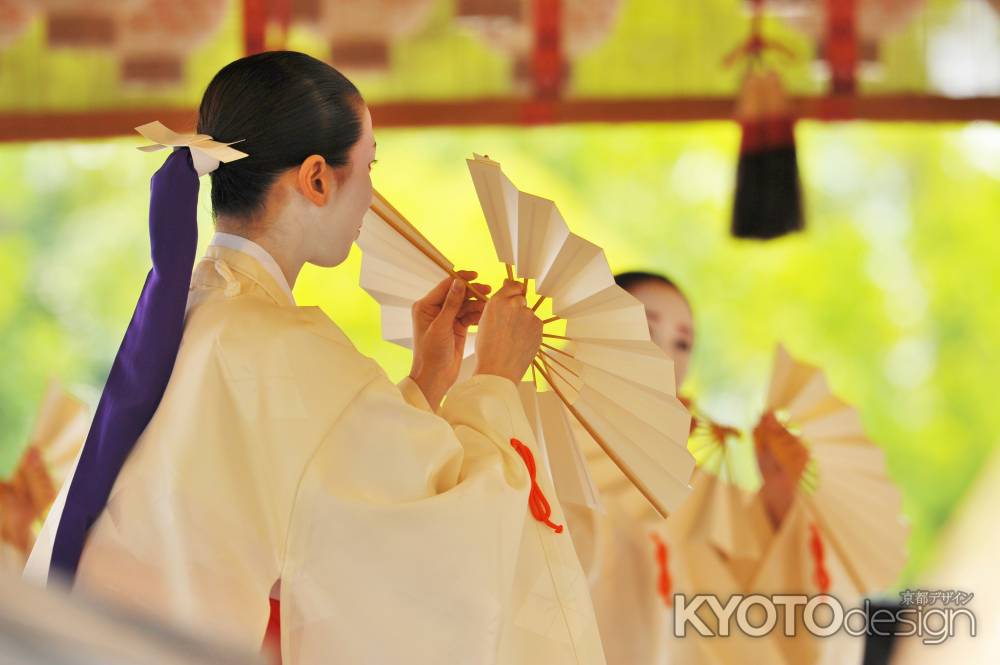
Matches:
[208,232,296,305]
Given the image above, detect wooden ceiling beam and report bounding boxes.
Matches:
[0,95,997,142]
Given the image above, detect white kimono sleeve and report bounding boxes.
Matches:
[396,376,433,413]
[279,373,534,665]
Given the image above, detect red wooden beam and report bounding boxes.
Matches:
[0,108,200,142]
[0,96,998,142]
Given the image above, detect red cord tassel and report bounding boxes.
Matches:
[809,522,831,593]
[650,533,672,607]
[739,116,796,154]
[510,438,563,534]
[262,597,282,664]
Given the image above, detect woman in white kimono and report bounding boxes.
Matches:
[565,272,861,665]
[26,51,605,665]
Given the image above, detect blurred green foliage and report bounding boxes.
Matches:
[0,120,998,587]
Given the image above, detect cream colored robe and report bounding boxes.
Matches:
[27,242,605,665]
[566,456,866,665]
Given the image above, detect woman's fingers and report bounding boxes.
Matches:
[417,272,492,309]
[435,279,467,323]
[417,275,460,310]
[469,282,492,296]
[495,279,526,301]
[458,297,486,317]
[455,271,492,298]
[458,310,484,328]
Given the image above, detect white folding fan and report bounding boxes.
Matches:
[0,381,89,569]
[631,402,770,569]
[357,155,695,518]
[26,381,89,486]
[754,344,909,594]
[682,404,771,561]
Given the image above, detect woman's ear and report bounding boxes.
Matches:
[297,155,334,206]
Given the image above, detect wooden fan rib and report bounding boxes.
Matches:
[540,342,574,359]
[538,348,580,378]
[574,386,695,480]
[538,354,581,392]
[533,359,674,518]
[359,226,449,284]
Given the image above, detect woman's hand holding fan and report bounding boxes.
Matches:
[408,270,491,408]
[754,410,810,529]
[473,279,544,383]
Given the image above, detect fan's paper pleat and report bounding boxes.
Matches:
[797,406,866,442]
[536,235,615,314]
[812,441,887,473]
[516,192,571,280]
[572,397,692,512]
[517,383,556,486]
[360,253,445,307]
[361,238,446,291]
[538,348,584,377]
[765,345,816,410]
[542,358,584,400]
[29,383,89,481]
[806,490,906,590]
[532,392,603,511]
[785,388,855,424]
[663,469,717,538]
[570,340,676,395]
[817,470,903,514]
[358,207,452,349]
[379,306,418,348]
[359,209,451,283]
[561,286,650,342]
[704,474,765,561]
[575,388,694,487]
[783,373,834,421]
[369,192,454,270]
[467,154,518,265]
[577,365,690,441]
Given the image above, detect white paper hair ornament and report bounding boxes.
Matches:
[135,121,249,176]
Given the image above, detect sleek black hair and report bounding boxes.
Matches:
[614,271,687,301]
[197,51,364,220]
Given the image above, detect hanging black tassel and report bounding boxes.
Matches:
[731,70,804,240]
